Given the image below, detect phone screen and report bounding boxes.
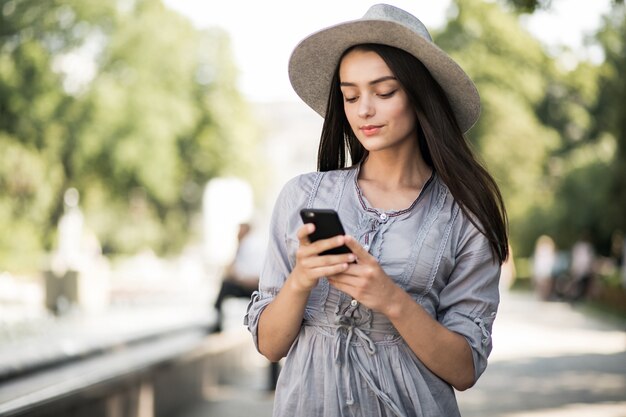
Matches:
[300,209,351,255]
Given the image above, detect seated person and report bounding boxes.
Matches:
[213,222,281,390]
[213,222,264,332]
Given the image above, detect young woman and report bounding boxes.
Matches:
[245,4,508,417]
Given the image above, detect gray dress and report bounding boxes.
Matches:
[245,166,500,417]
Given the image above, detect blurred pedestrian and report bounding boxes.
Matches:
[622,236,626,289]
[610,230,626,288]
[213,222,264,333]
[51,188,84,276]
[532,235,556,301]
[568,232,595,300]
[500,244,517,292]
[213,221,281,391]
[610,230,624,268]
[245,4,509,416]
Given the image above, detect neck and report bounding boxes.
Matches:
[359,150,431,190]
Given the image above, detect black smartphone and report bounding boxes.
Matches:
[299,208,351,255]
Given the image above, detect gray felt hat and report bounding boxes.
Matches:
[288,3,480,133]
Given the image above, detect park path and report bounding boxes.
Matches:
[182,290,626,417]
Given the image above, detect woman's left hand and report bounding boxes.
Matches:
[327,235,400,315]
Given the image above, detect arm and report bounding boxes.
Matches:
[329,234,498,391]
[257,225,355,362]
[383,285,475,390]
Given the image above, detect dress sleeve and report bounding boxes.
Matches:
[244,175,303,351]
[436,218,501,383]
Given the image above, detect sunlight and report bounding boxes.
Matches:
[501,401,626,417]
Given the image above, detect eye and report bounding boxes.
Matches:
[378,90,397,99]
[344,95,358,103]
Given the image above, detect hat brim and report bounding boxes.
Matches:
[288,19,480,133]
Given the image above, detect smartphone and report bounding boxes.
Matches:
[300,208,352,255]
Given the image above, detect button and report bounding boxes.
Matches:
[380,213,388,221]
[363,244,370,251]
[350,299,359,307]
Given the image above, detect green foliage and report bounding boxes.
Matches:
[501,0,552,13]
[436,0,560,255]
[437,0,625,258]
[538,62,599,148]
[593,5,626,235]
[0,0,259,271]
[526,137,616,253]
[3,0,625,272]
[501,0,624,14]
[0,0,112,269]
[531,3,626,254]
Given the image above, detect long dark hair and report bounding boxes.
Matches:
[318,44,509,264]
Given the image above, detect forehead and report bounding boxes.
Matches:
[338,49,394,83]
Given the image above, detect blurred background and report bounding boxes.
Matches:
[0,0,625,416]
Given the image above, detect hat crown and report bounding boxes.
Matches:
[288,4,481,132]
[362,4,433,42]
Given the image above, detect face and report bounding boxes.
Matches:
[339,49,418,154]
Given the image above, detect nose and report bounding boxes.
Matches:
[357,95,375,118]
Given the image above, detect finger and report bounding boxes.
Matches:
[312,262,350,277]
[296,223,315,244]
[302,234,348,258]
[336,262,366,277]
[327,274,358,293]
[301,253,356,272]
[343,235,375,262]
[305,251,355,266]
[329,252,356,264]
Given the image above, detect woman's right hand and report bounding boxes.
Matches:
[290,223,356,292]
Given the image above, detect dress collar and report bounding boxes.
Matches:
[352,162,435,218]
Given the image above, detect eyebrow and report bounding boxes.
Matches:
[340,75,397,87]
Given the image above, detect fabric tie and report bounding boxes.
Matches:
[326,304,407,417]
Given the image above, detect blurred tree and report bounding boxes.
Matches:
[0,0,259,271]
[438,0,624,257]
[75,0,259,255]
[503,0,552,13]
[0,0,117,270]
[436,0,560,255]
[532,58,618,253]
[502,0,623,14]
[514,2,625,254]
[592,4,626,239]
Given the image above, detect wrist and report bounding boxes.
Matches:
[286,271,315,297]
[383,285,413,320]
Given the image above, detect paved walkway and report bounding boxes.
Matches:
[181,290,626,417]
[457,290,626,416]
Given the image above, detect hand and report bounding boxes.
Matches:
[327,235,399,314]
[290,223,356,292]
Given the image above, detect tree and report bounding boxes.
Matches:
[502,0,623,14]
[436,0,561,255]
[0,0,117,270]
[436,0,625,257]
[74,0,259,255]
[503,0,626,254]
[593,4,626,236]
[0,0,259,271]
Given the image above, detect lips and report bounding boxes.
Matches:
[360,124,383,136]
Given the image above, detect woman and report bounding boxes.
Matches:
[245,4,508,417]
